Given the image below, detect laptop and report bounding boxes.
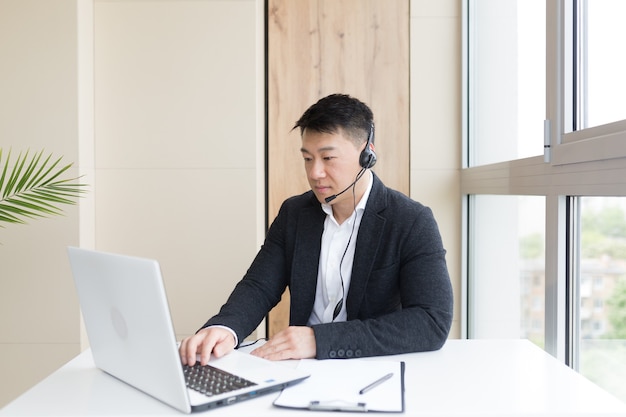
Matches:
[67,247,310,413]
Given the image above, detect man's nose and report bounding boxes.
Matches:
[309,160,326,179]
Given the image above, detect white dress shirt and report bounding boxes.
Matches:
[308,170,373,325]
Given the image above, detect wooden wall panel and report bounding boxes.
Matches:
[267,0,409,336]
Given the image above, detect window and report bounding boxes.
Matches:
[464,0,626,403]
[573,197,626,401]
[575,0,626,129]
[467,0,545,166]
[468,195,546,348]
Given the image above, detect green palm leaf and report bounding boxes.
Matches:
[0,149,87,227]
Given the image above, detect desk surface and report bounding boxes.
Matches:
[2,339,625,416]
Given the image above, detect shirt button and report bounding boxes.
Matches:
[337,349,345,358]
[346,349,354,358]
[329,350,337,358]
[355,349,362,357]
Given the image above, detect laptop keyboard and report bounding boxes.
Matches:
[183,363,257,397]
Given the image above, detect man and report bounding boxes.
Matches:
[180,94,453,366]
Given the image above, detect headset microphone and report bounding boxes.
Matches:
[324,168,366,203]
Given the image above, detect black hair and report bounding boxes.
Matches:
[293,94,374,145]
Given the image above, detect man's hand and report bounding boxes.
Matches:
[179,327,236,366]
[250,326,316,360]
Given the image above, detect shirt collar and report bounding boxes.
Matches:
[321,170,374,218]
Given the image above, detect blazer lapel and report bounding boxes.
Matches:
[346,175,387,319]
[289,202,325,325]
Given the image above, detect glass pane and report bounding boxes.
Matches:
[576,197,626,402]
[468,0,545,166]
[470,195,546,348]
[578,1,626,129]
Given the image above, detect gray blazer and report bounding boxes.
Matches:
[203,173,453,359]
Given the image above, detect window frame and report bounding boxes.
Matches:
[462,0,626,365]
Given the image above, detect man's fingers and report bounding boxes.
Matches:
[185,335,202,366]
[179,328,236,366]
[197,333,218,366]
[250,338,278,359]
[250,326,315,360]
[179,337,195,366]
[211,338,235,359]
[179,331,211,366]
[197,329,234,365]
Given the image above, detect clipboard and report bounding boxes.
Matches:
[273,359,405,413]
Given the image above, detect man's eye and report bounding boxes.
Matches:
[303,157,313,162]
[323,156,335,161]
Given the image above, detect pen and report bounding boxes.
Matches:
[359,372,393,395]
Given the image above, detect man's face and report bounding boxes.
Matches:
[300,128,365,206]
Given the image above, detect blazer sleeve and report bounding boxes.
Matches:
[200,196,297,344]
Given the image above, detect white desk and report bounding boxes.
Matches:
[2,339,625,416]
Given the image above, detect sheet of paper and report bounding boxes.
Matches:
[273,359,404,412]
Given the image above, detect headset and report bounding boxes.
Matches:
[359,122,377,169]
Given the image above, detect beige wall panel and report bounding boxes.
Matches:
[267,0,410,335]
[0,216,80,342]
[95,0,256,170]
[411,0,459,17]
[0,0,81,407]
[411,169,461,335]
[95,168,259,337]
[0,343,80,409]
[93,0,260,342]
[410,0,462,338]
[0,0,79,152]
[410,18,461,171]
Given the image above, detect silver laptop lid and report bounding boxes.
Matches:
[67,247,309,413]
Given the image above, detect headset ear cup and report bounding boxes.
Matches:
[359,122,377,168]
[359,148,377,169]
[368,149,377,167]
